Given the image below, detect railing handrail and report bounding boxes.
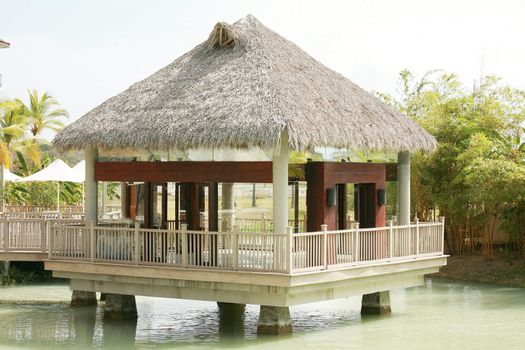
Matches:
[3,217,445,275]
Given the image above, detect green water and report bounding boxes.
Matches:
[0,279,523,349]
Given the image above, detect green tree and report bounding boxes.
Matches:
[0,100,41,168]
[17,90,69,137]
[381,70,525,258]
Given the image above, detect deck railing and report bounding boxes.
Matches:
[291,219,444,272]
[48,218,445,273]
[0,218,84,252]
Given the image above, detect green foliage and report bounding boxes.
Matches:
[16,90,69,136]
[0,90,74,207]
[382,70,525,257]
[5,181,82,206]
[1,262,52,285]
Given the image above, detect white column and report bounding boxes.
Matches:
[221,183,234,231]
[272,130,289,234]
[120,182,127,219]
[397,151,410,225]
[85,147,98,223]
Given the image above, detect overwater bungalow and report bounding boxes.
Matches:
[46,15,446,334]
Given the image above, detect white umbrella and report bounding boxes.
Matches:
[71,160,86,207]
[71,160,85,182]
[3,168,22,181]
[16,159,82,211]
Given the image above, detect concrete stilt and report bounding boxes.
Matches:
[257,305,292,335]
[104,294,138,320]
[217,302,245,336]
[217,302,246,314]
[70,290,98,307]
[361,291,391,315]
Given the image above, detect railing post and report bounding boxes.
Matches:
[388,219,393,260]
[439,216,445,254]
[415,217,420,258]
[286,226,293,274]
[321,224,328,270]
[3,219,8,251]
[134,222,140,263]
[408,218,413,256]
[354,222,360,263]
[40,219,47,252]
[181,224,188,267]
[47,221,52,260]
[232,224,239,270]
[262,213,268,233]
[89,220,95,261]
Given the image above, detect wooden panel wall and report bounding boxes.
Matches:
[306,162,386,231]
[95,161,273,183]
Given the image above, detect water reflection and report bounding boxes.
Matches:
[101,318,137,348]
[72,305,97,346]
[217,303,245,338]
[0,281,524,349]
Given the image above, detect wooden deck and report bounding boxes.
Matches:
[46,220,444,274]
[2,217,447,306]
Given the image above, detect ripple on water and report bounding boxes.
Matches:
[0,280,524,350]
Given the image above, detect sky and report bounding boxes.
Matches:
[1,0,524,138]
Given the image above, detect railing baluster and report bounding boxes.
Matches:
[89,221,95,261]
[232,225,239,270]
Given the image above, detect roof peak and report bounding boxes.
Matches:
[53,14,437,154]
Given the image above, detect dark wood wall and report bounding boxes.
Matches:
[99,161,388,232]
[305,162,386,231]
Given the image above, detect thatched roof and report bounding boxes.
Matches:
[53,15,437,153]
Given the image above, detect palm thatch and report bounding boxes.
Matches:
[53,15,437,153]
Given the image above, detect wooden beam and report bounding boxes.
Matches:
[95,161,273,183]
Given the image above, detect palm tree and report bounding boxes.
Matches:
[0,100,41,169]
[17,90,69,136]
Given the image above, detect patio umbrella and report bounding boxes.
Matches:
[71,160,86,206]
[2,167,22,181]
[16,159,82,211]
